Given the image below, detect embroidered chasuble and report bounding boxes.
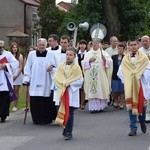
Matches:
[121,51,149,115]
[54,62,83,127]
[83,50,110,100]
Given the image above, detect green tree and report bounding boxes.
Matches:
[58,0,106,42]
[60,0,148,41]
[101,0,121,39]
[39,0,149,42]
[38,0,65,38]
[117,0,147,40]
[134,0,150,36]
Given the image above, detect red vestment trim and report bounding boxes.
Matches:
[138,82,144,114]
[62,88,70,127]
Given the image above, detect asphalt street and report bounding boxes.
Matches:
[0,106,150,150]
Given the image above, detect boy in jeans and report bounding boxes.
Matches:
[54,47,83,140]
[118,39,150,136]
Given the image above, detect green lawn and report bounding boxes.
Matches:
[10,86,26,111]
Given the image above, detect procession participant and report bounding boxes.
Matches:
[23,46,36,110]
[82,38,112,113]
[54,47,83,140]
[111,43,125,109]
[102,42,109,51]
[23,38,56,125]
[56,35,71,66]
[46,34,61,51]
[0,40,18,122]
[87,41,93,51]
[53,35,78,102]
[49,35,71,122]
[10,42,23,112]
[77,39,87,109]
[139,35,150,122]
[106,36,119,57]
[117,39,150,136]
[46,34,62,121]
[105,36,118,104]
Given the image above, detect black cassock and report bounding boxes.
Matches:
[29,50,57,125]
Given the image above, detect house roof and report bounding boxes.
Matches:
[57,1,76,11]
[6,31,29,37]
[20,0,40,7]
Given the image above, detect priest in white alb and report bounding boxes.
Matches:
[0,40,18,122]
[23,38,56,125]
[139,35,150,122]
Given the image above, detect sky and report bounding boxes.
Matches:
[56,0,71,4]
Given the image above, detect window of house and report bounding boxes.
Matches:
[32,12,39,21]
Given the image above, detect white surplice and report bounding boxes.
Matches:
[139,47,150,120]
[23,51,56,97]
[53,64,83,108]
[106,46,118,57]
[0,50,19,91]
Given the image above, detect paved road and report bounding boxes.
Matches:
[0,106,150,150]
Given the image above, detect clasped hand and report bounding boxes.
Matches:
[0,63,6,70]
[46,65,53,72]
[89,57,96,63]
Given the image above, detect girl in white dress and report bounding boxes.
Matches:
[10,42,23,111]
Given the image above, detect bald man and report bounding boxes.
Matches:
[106,36,119,57]
[139,35,150,55]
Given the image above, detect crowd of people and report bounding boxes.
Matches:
[0,34,150,140]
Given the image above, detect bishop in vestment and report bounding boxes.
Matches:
[82,40,112,113]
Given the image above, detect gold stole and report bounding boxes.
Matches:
[54,62,83,127]
[121,51,149,115]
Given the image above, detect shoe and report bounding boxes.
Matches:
[98,110,104,113]
[80,106,85,110]
[145,113,150,123]
[140,122,147,133]
[128,130,137,136]
[64,132,73,140]
[62,129,66,137]
[90,110,97,114]
[119,105,124,109]
[1,116,6,123]
[12,107,17,112]
[113,103,118,108]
